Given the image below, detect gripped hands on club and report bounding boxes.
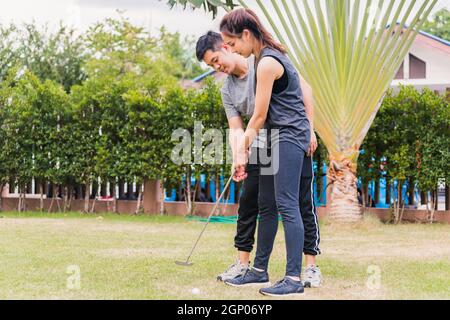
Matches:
[232,147,249,182]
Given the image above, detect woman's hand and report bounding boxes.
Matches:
[308,129,318,156]
[232,146,249,182]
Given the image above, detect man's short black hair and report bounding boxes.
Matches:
[196,31,223,62]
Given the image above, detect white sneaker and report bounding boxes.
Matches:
[217,261,249,282]
[302,265,323,288]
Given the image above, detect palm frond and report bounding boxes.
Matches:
[242,0,437,162]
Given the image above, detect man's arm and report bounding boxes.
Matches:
[222,86,246,178]
[228,116,245,161]
[300,76,317,156]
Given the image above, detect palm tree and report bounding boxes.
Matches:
[166,0,437,222]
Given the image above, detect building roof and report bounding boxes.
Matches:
[419,30,450,47]
[192,69,216,83]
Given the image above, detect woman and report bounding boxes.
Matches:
[220,8,311,297]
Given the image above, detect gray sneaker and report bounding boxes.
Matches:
[217,261,249,282]
[302,265,322,288]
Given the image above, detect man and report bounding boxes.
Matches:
[195,31,322,287]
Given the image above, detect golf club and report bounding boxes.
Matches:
[175,175,234,267]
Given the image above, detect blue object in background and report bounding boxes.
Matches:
[165,163,422,209]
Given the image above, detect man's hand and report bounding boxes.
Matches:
[308,129,318,156]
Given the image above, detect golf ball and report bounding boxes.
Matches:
[191,288,200,295]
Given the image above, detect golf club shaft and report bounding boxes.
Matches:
[183,175,234,263]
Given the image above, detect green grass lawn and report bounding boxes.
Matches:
[0,211,449,300]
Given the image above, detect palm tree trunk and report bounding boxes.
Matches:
[327,157,362,222]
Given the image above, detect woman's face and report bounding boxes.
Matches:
[221,29,253,58]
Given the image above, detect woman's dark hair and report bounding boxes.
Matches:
[220,8,286,54]
[196,31,223,61]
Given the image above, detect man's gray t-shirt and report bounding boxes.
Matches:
[221,56,266,148]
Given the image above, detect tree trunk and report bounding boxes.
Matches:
[67,186,73,212]
[17,190,22,212]
[39,183,44,212]
[374,179,380,206]
[361,183,367,215]
[48,186,55,213]
[112,182,117,214]
[362,183,368,208]
[84,180,90,213]
[17,188,21,212]
[127,182,134,200]
[160,179,165,216]
[394,183,403,224]
[446,182,450,211]
[386,179,391,207]
[118,180,125,200]
[428,191,437,224]
[434,187,439,211]
[0,184,3,212]
[185,167,192,215]
[408,178,415,208]
[420,191,427,205]
[399,200,405,224]
[90,187,99,213]
[63,186,69,213]
[22,190,27,212]
[135,185,143,215]
[56,185,62,213]
[215,173,220,203]
[392,187,398,224]
[326,157,362,222]
[191,179,199,216]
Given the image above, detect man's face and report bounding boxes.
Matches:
[203,47,236,74]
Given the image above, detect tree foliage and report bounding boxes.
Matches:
[421,8,450,41]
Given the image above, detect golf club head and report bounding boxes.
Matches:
[175,260,193,267]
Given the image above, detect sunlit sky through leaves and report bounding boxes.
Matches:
[0,0,448,38]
